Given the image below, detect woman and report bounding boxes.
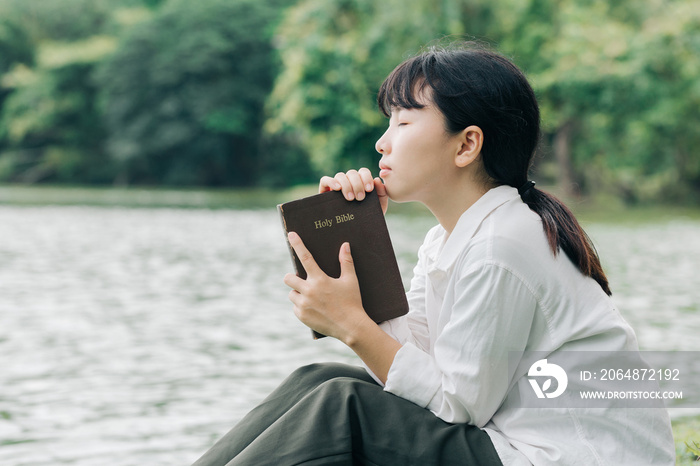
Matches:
[193,42,675,465]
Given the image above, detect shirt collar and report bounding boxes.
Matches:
[433,185,521,272]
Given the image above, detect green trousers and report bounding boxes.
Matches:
[192,363,502,466]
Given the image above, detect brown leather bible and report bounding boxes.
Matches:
[278,189,409,339]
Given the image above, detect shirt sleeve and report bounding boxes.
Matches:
[383,261,538,426]
[363,234,434,384]
[378,230,435,347]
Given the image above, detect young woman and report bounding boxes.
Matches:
[193,43,675,465]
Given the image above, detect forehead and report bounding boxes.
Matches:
[386,84,433,115]
[379,60,432,117]
[390,103,432,118]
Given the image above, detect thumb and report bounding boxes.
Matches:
[374,178,388,215]
[339,242,356,277]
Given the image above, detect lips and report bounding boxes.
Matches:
[378,161,391,177]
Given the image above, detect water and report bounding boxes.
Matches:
[0,205,698,465]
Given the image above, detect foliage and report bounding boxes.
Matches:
[0,0,698,200]
[0,18,34,147]
[0,0,152,183]
[95,0,282,186]
[0,0,117,41]
[522,0,700,202]
[0,39,116,183]
[266,0,466,174]
[0,18,34,75]
[267,0,700,202]
[687,439,700,457]
[674,416,700,465]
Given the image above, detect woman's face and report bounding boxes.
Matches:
[375,95,463,206]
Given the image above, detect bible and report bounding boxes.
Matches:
[278,189,409,339]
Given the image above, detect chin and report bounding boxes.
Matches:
[384,187,410,204]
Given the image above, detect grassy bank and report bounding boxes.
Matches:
[0,183,319,210]
[2,183,700,221]
[0,183,439,216]
[674,416,700,464]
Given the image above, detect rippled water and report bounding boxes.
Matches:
[0,205,698,465]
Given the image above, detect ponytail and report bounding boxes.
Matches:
[520,187,611,296]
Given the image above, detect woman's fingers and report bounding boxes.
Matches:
[334,172,355,200]
[358,168,374,192]
[319,176,342,193]
[318,168,376,200]
[287,232,322,277]
[345,169,367,200]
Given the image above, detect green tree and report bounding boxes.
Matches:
[96,0,283,186]
[527,0,700,202]
[0,17,35,153]
[0,0,155,183]
[614,0,700,202]
[266,0,467,175]
[2,0,697,197]
[0,18,34,75]
[268,0,700,202]
[0,0,116,42]
[0,38,117,183]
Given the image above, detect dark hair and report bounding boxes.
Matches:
[377,42,611,296]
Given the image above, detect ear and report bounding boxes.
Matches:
[454,125,484,168]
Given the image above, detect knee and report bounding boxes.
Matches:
[292,362,348,375]
[289,362,346,380]
[287,363,367,385]
[305,378,383,420]
[313,377,376,401]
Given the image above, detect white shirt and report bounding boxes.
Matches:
[369,186,675,465]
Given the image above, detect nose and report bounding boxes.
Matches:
[375,129,390,155]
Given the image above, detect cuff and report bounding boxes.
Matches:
[378,316,412,344]
[384,343,441,409]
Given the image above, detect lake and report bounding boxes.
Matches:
[0,205,698,465]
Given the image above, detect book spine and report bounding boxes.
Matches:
[278,204,300,277]
[278,204,324,340]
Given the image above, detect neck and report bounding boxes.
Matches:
[424,177,490,236]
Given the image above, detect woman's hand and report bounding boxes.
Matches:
[319,168,389,215]
[282,232,403,383]
[283,232,372,344]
